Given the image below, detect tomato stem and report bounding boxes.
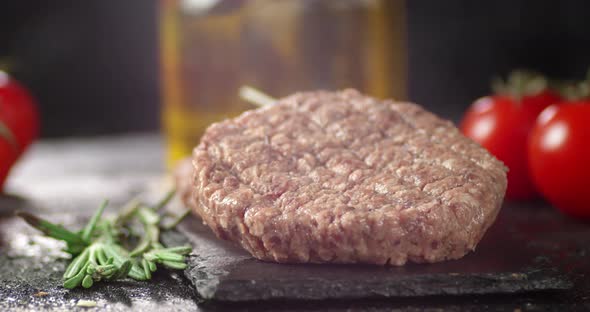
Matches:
[492,69,548,104]
[555,71,590,101]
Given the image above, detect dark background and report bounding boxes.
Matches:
[0,0,159,137]
[407,0,590,121]
[1,0,589,137]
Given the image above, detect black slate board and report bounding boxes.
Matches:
[162,202,574,302]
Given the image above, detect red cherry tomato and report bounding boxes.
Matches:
[0,70,39,189]
[460,90,560,199]
[528,102,590,219]
[0,71,40,154]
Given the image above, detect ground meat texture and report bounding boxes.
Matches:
[179,89,507,265]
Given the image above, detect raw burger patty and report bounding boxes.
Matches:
[177,89,507,265]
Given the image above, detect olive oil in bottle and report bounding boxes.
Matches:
[159,0,407,167]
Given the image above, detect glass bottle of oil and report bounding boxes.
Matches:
[159,0,407,167]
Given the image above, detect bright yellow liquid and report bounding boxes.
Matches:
[159,0,407,168]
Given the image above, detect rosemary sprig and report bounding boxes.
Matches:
[16,189,191,289]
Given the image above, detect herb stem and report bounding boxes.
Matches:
[153,189,176,212]
[239,86,276,107]
[81,200,108,243]
[16,211,87,254]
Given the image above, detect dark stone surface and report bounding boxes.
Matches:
[1,135,589,311]
[164,205,575,302]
